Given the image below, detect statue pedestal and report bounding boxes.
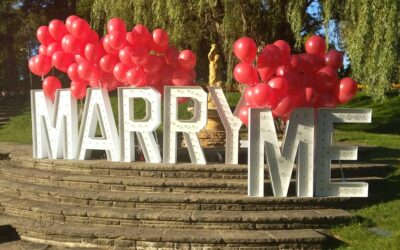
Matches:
[182,107,226,148]
[197,108,226,148]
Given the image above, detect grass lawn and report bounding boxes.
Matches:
[0,90,399,249]
[331,92,400,249]
[0,93,193,143]
[0,92,241,143]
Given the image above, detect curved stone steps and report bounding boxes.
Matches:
[0,164,386,196]
[0,165,261,194]
[1,143,388,249]
[9,156,394,179]
[9,157,255,179]
[0,101,29,128]
[0,111,24,118]
[0,213,326,249]
[0,104,27,110]
[0,108,24,114]
[0,178,356,211]
[0,194,352,231]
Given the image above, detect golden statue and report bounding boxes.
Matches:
[183,44,226,149]
[207,44,223,108]
[208,44,222,87]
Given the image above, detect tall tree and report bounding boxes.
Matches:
[0,0,21,90]
[337,0,400,100]
[89,0,306,85]
[0,0,77,90]
[89,0,400,100]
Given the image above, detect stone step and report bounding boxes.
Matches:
[0,194,352,230]
[0,164,281,194]
[0,178,359,211]
[0,164,386,195]
[0,110,27,114]
[0,117,9,122]
[0,103,28,108]
[0,144,32,157]
[0,110,22,115]
[0,213,327,249]
[9,156,394,179]
[0,108,25,113]
[9,158,256,180]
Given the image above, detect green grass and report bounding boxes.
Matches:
[331,92,400,249]
[336,92,400,135]
[0,92,240,143]
[0,105,32,143]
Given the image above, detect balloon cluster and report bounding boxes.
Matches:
[28,16,197,100]
[233,35,357,125]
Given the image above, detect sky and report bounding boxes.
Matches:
[306,0,350,68]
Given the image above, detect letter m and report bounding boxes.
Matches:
[31,89,78,159]
[248,108,314,197]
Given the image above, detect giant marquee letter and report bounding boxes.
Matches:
[315,108,371,197]
[208,86,242,164]
[77,88,120,161]
[163,86,208,164]
[118,87,162,163]
[31,89,78,159]
[248,108,314,197]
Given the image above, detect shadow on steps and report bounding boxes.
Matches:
[0,224,20,244]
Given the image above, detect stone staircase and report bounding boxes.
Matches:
[0,146,394,249]
[0,97,29,128]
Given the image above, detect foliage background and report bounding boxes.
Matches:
[0,0,399,101]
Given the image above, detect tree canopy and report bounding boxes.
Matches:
[89,0,307,88]
[89,0,400,100]
[0,0,399,101]
[337,0,400,100]
[0,0,77,90]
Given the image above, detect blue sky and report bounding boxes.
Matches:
[306,0,350,68]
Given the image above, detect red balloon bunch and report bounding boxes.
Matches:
[233,35,357,125]
[29,16,197,101]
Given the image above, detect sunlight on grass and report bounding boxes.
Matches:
[333,199,400,249]
[331,93,400,249]
[0,92,240,143]
[335,130,400,149]
[0,108,32,143]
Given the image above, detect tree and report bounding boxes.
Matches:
[0,0,22,90]
[0,0,77,90]
[89,0,400,100]
[89,0,307,85]
[336,0,400,100]
[2,0,397,100]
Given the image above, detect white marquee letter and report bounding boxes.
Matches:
[208,86,242,164]
[248,108,314,197]
[31,89,78,159]
[163,86,207,164]
[315,108,371,197]
[77,88,120,161]
[118,87,161,163]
